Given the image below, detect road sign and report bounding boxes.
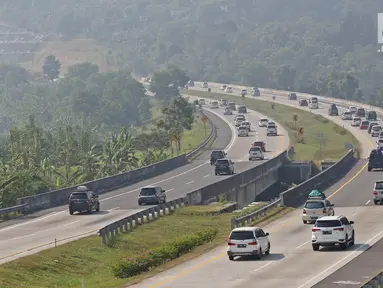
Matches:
[201,115,208,123]
[317,132,324,144]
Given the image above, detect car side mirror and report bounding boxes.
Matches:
[162,190,166,193]
[331,204,334,207]
[95,195,99,198]
[265,232,269,236]
[350,221,354,224]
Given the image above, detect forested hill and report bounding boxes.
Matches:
[1,0,383,102]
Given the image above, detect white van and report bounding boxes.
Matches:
[309,97,319,109]
[267,123,277,136]
[248,146,264,160]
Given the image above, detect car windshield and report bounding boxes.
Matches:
[315,220,342,227]
[250,147,261,152]
[70,193,87,199]
[211,151,224,158]
[230,231,254,240]
[362,121,369,125]
[268,125,276,128]
[344,112,350,115]
[253,142,263,146]
[290,93,296,97]
[373,126,381,131]
[261,119,268,122]
[375,182,383,189]
[216,159,229,165]
[140,188,157,196]
[353,117,360,120]
[305,201,324,209]
[239,127,247,131]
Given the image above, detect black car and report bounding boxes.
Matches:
[138,186,166,205]
[210,150,227,165]
[214,158,235,175]
[368,149,383,171]
[288,93,297,100]
[356,108,365,118]
[299,99,308,106]
[367,110,377,121]
[238,106,247,113]
[69,186,100,215]
[328,104,338,116]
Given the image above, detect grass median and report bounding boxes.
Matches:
[0,205,293,288]
[186,90,360,162]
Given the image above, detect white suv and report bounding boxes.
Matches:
[227,227,270,260]
[249,146,264,160]
[311,215,355,251]
[266,123,277,136]
[237,126,249,137]
[302,198,334,224]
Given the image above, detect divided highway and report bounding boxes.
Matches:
[0,101,289,263]
[128,83,383,288]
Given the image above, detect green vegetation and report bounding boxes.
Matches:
[1,1,383,105]
[0,62,210,208]
[0,205,292,288]
[186,90,360,161]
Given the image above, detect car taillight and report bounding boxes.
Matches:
[248,241,257,245]
[303,209,306,214]
[334,228,344,231]
[374,191,378,195]
[312,228,321,232]
[228,242,236,246]
[322,208,327,213]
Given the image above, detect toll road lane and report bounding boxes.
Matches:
[129,206,383,288]
[0,101,289,263]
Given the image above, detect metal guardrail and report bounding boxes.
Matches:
[0,204,26,216]
[361,271,383,287]
[231,198,282,229]
[98,197,188,245]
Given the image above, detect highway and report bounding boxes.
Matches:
[0,100,289,263]
[127,83,383,288]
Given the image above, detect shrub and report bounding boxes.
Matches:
[113,229,218,278]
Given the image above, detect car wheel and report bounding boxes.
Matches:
[88,207,92,214]
[265,243,270,255]
[256,248,262,260]
[69,209,74,215]
[157,198,161,205]
[374,200,379,205]
[312,244,320,251]
[340,234,348,250]
[228,256,234,261]
[332,210,335,216]
[163,197,166,204]
[303,220,307,224]
[96,203,100,212]
[350,231,355,246]
[368,167,372,171]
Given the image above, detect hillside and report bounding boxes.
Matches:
[0,0,383,102]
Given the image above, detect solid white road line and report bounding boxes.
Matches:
[186,181,194,185]
[63,220,80,227]
[365,200,371,205]
[203,174,210,178]
[253,262,273,273]
[166,188,174,192]
[296,240,310,249]
[11,233,36,241]
[107,207,120,212]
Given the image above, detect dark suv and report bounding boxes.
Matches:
[69,186,100,215]
[288,93,297,100]
[138,186,166,205]
[214,158,235,175]
[210,150,227,165]
[328,104,338,116]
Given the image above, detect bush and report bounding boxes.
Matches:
[113,229,218,278]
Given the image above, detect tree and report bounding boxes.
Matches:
[42,55,61,81]
[149,69,179,102]
[167,65,189,87]
[275,65,296,90]
[157,97,194,151]
[67,62,99,81]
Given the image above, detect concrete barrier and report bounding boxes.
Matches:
[361,272,383,287]
[11,110,217,213]
[187,151,287,208]
[281,149,355,207]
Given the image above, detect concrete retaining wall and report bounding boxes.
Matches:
[279,161,312,185]
[281,149,355,207]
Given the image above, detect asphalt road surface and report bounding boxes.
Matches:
[0,99,289,264]
[125,83,383,288]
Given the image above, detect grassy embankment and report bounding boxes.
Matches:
[0,204,293,288]
[186,89,360,163]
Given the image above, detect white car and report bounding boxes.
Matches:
[379,131,383,138]
[349,106,357,114]
[210,101,219,109]
[237,126,249,137]
[341,111,352,120]
[311,215,355,251]
[198,98,205,105]
[351,117,361,126]
[227,227,270,260]
[302,198,335,224]
[235,119,244,127]
[200,82,208,88]
[248,146,264,160]
[266,123,277,136]
[372,125,382,137]
[376,138,383,148]
[258,118,268,127]
[240,89,247,96]
[225,86,233,93]
[241,121,251,131]
[220,85,227,91]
